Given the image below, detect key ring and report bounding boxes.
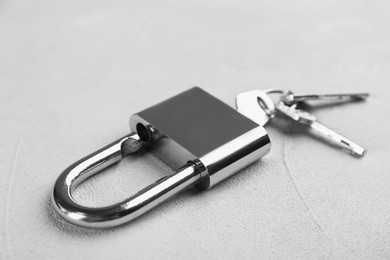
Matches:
[263,89,297,108]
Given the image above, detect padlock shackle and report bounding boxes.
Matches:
[52,133,201,228]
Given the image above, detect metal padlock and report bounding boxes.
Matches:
[52,87,270,228]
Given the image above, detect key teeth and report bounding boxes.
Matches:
[339,137,366,157]
[351,146,366,158]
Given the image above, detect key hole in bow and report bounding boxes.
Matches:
[257,96,274,116]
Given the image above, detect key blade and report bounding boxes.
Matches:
[276,102,366,157]
[282,92,369,106]
[310,121,366,157]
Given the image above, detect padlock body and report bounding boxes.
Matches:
[130,87,270,189]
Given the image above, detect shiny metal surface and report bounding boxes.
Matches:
[52,87,271,228]
[236,88,367,157]
[131,87,271,189]
[236,89,296,126]
[281,91,370,106]
[276,102,366,156]
[236,90,275,126]
[199,126,270,188]
[52,133,203,228]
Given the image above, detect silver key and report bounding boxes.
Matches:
[236,89,297,126]
[236,89,367,157]
[236,90,276,126]
[281,90,369,106]
[276,102,366,157]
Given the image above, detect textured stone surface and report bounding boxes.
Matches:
[1,0,390,259]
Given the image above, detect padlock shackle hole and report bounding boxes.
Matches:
[136,123,152,142]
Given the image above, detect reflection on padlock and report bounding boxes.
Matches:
[52,87,271,228]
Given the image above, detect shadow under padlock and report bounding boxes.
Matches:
[52,87,271,228]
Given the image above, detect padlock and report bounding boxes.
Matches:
[52,87,271,228]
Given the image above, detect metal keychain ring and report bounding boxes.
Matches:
[262,89,297,113]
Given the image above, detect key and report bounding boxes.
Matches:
[236,89,298,126]
[236,89,367,157]
[236,90,276,126]
[276,102,366,157]
[281,90,369,106]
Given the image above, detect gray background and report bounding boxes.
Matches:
[1,0,390,259]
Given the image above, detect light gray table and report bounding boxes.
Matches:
[1,1,389,259]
